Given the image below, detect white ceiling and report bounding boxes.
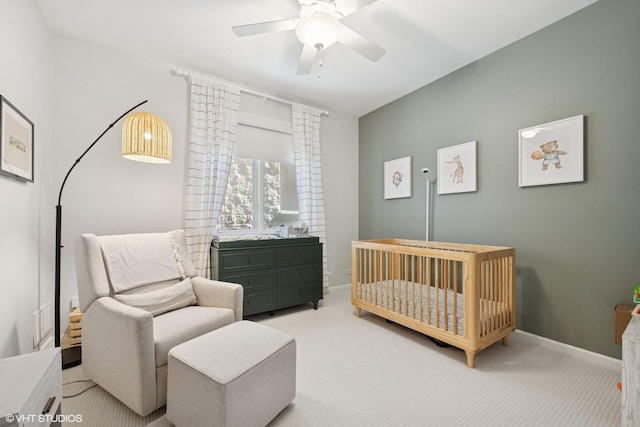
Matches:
[36,0,598,117]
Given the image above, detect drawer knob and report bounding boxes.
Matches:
[42,396,56,414]
[247,300,252,305]
[299,272,304,278]
[247,279,253,285]
[299,291,304,296]
[299,253,304,258]
[247,257,253,264]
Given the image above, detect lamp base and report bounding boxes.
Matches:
[62,346,82,370]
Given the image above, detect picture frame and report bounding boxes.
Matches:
[518,115,584,187]
[437,141,477,195]
[384,156,412,199]
[0,95,34,182]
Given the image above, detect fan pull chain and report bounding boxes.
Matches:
[317,49,324,78]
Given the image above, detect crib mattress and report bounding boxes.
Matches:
[355,280,509,336]
[356,280,463,335]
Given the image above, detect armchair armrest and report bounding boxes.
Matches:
[191,276,244,321]
[82,297,157,416]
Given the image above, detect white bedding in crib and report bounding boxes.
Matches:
[356,280,465,335]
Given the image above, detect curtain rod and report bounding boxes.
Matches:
[172,68,329,116]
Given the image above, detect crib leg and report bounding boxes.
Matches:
[356,307,361,317]
[465,351,475,369]
[502,336,509,347]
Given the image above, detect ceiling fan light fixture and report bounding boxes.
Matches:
[295,12,343,50]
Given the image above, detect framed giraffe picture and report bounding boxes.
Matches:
[437,141,477,195]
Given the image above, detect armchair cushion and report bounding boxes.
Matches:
[153,306,235,366]
[114,278,197,316]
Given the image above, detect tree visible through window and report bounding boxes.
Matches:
[217,157,299,231]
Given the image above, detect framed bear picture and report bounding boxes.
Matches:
[518,115,584,187]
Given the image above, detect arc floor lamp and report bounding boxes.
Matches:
[55,100,172,368]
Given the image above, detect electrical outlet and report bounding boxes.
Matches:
[33,311,41,348]
[345,268,352,275]
[71,296,79,309]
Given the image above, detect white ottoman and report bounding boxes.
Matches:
[167,320,296,427]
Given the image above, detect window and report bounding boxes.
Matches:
[217,157,299,230]
[217,94,299,232]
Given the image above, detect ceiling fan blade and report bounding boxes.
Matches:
[339,0,379,18]
[232,18,298,37]
[338,25,385,62]
[297,44,318,75]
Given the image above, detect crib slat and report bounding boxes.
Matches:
[490,260,496,333]
[427,257,432,325]
[499,258,503,322]
[480,261,485,336]
[418,255,422,321]
[435,258,440,328]
[444,258,449,332]
[386,250,391,310]
[453,260,459,335]
[488,260,492,335]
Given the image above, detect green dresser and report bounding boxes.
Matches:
[211,237,323,316]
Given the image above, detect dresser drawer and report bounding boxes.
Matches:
[277,244,322,267]
[244,291,276,315]
[220,270,275,291]
[278,265,322,286]
[277,283,323,308]
[219,249,276,272]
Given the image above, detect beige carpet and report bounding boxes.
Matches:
[62,288,621,426]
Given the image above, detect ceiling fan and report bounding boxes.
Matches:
[232,0,385,75]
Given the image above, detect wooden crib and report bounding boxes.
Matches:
[352,239,516,368]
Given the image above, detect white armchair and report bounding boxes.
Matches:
[74,230,243,416]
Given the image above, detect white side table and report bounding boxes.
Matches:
[622,314,640,426]
[0,348,62,427]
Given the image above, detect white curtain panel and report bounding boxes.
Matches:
[184,76,240,277]
[292,105,329,289]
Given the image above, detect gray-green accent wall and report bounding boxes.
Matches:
[358,0,639,359]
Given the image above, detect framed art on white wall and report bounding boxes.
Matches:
[384,156,411,199]
[0,95,34,182]
[518,115,584,187]
[437,141,477,195]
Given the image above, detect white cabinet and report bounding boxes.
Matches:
[622,315,640,426]
[0,348,62,427]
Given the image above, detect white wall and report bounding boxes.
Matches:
[0,0,54,358]
[52,36,187,335]
[53,35,359,333]
[321,112,358,287]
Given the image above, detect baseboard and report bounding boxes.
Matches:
[39,336,54,350]
[329,283,351,293]
[514,329,621,371]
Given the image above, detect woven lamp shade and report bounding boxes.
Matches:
[122,112,172,163]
